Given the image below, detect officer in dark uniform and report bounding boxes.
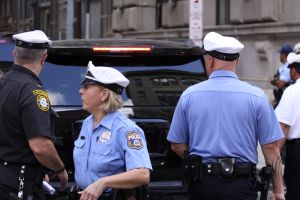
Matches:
[0,30,68,200]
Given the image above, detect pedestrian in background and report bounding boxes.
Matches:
[0,30,68,199]
[73,61,152,200]
[275,52,300,200]
[167,32,285,200]
[271,44,293,108]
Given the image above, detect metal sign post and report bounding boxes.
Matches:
[189,0,203,47]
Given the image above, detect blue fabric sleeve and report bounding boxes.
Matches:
[257,95,284,145]
[167,95,188,144]
[120,127,152,171]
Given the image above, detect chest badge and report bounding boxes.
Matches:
[127,131,143,150]
[100,131,111,143]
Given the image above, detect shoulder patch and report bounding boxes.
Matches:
[33,90,50,111]
[126,131,143,150]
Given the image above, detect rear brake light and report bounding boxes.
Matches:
[92,46,152,52]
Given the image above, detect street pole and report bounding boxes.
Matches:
[67,0,74,39]
[85,0,90,39]
[189,0,203,47]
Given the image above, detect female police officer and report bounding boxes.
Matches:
[73,61,152,200]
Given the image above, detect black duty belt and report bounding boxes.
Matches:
[286,138,300,146]
[202,163,256,176]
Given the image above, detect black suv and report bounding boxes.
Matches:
[0,38,207,199]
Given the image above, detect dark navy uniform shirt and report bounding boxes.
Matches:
[0,65,52,165]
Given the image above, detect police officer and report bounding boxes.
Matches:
[167,32,285,200]
[0,30,68,200]
[73,62,152,200]
[275,52,300,200]
[271,44,293,108]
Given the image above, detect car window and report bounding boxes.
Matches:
[41,58,206,107]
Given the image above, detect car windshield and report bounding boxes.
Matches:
[40,59,205,107]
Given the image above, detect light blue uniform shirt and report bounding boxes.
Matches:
[279,62,290,82]
[74,111,152,189]
[167,70,284,164]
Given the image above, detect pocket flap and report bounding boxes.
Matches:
[74,139,86,148]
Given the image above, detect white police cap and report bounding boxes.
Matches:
[293,42,300,54]
[82,61,129,94]
[203,32,244,61]
[12,30,51,49]
[287,52,300,68]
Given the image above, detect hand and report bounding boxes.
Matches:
[78,179,105,200]
[43,174,49,182]
[270,193,285,200]
[270,79,277,86]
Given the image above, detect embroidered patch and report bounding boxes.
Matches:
[100,131,112,143]
[33,90,50,111]
[127,131,143,150]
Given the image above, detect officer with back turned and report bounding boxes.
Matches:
[167,32,285,200]
[0,30,68,199]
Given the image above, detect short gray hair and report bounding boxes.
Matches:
[14,46,47,64]
[102,89,123,113]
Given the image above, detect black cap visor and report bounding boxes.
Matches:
[16,39,49,49]
[204,50,240,61]
[288,62,300,68]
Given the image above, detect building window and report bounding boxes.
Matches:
[137,91,147,102]
[151,77,178,87]
[134,78,143,87]
[156,2,163,29]
[216,0,230,25]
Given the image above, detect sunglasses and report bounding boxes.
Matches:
[81,83,98,89]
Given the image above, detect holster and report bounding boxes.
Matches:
[256,166,272,200]
[0,163,44,200]
[182,154,203,185]
[217,158,236,180]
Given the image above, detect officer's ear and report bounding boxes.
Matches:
[100,88,110,102]
[41,53,48,65]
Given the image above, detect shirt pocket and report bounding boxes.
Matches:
[92,143,112,155]
[74,139,86,148]
[73,139,87,168]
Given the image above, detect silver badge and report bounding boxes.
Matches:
[100,131,112,143]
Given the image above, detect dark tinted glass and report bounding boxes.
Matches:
[40,59,206,106]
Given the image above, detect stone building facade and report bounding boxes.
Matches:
[1,0,300,96]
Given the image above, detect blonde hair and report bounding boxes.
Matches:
[101,89,123,113]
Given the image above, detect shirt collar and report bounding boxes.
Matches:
[11,64,43,85]
[99,111,119,130]
[209,70,239,80]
